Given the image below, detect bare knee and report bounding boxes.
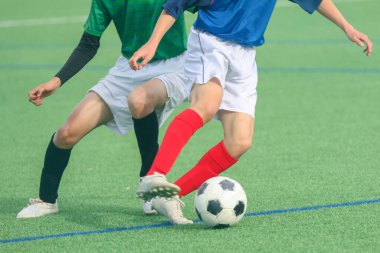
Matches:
[55,125,81,149]
[190,103,219,123]
[224,138,252,158]
[128,88,155,119]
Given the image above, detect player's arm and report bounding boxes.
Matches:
[316,0,372,56]
[129,0,212,70]
[128,10,175,71]
[56,32,100,85]
[28,32,100,106]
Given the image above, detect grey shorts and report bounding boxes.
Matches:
[89,54,188,135]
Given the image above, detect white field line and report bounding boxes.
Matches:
[276,0,373,7]
[0,0,374,29]
[0,16,87,28]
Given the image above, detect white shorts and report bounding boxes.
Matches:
[185,27,258,118]
[90,54,188,135]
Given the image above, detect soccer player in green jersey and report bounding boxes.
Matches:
[17,0,192,224]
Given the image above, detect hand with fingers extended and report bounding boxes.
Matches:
[28,77,61,106]
[345,25,373,57]
[128,43,157,71]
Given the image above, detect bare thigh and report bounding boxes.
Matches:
[54,91,113,148]
[189,78,223,123]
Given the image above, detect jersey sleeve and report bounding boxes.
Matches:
[163,0,213,19]
[83,0,112,37]
[289,0,322,14]
[55,32,100,86]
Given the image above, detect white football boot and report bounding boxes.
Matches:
[152,196,193,225]
[16,198,58,219]
[137,173,180,200]
[143,200,158,215]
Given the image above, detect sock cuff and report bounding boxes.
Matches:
[132,111,157,124]
[209,141,238,169]
[176,109,204,132]
[50,134,72,153]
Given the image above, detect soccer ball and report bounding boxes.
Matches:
[194,176,247,228]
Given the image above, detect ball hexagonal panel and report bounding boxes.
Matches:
[207,199,223,215]
[219,179,235,191]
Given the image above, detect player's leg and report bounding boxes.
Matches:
[137,79,224,223]
[128,78,166,215]
[136,79,223,200]
[170,39,257,197]
[128,54,188,179]
[17,92,112,218]
[218,110,254,158]
[150,110,253,224]
[174,110,253,197]
[172,33,257,196]
[148,80,254,220]
[150,78,223,174]
[127,78,167,178]
[41,91,113,200]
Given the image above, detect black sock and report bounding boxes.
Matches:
[39,134,72,203]
[133,111,159,177]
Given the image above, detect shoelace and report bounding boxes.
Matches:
[169,196,187,220]
[28,198,43,206]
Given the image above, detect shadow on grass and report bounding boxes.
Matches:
[0,196,151,228]
[60,198,158,229]
[0,197,28,216]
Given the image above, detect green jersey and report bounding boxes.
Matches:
[84,0,187,62]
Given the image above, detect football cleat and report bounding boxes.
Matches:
[136,173,180,200]
[152,196,193,225]
[143,200,158,215]
[16,198,58,219]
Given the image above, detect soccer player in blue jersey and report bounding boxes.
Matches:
[129,0,373,224]
[16,0,193,224]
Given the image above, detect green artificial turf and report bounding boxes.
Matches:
[1,0,379,252]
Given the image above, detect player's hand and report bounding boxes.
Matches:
[28,77,61,106]
[129,43,157,71]
[345,26,373,56]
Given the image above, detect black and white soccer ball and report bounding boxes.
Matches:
[195,176,247,228]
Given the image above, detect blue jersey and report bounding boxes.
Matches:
[164,0,322,46]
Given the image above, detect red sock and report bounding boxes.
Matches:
[147,109,203,175]
[175,141,238,197]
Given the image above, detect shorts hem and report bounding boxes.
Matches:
[218,106,255,119]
